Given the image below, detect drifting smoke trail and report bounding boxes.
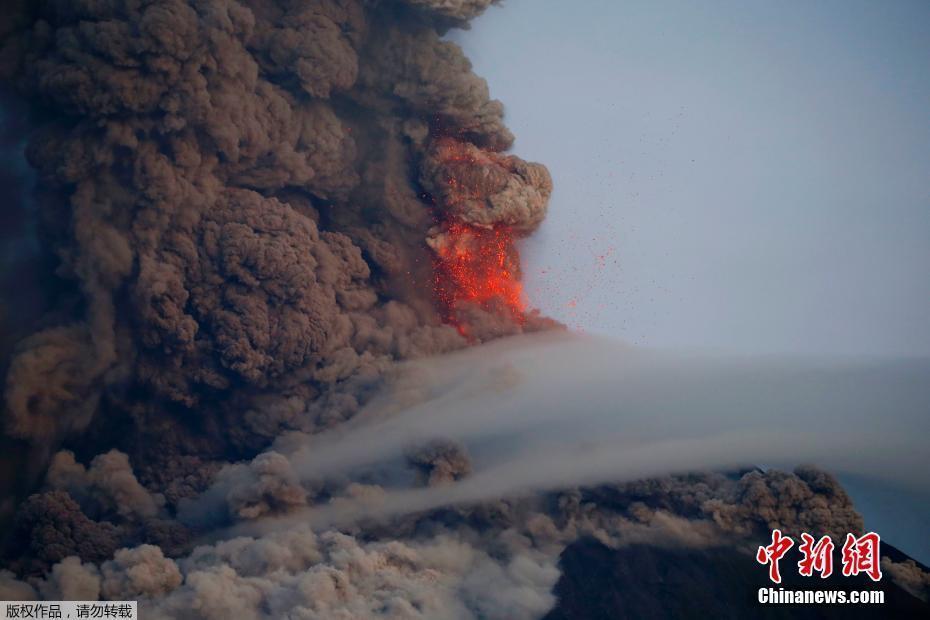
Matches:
[188,330,930,535]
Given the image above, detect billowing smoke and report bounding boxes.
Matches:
[1,1,927,617]
[0,0,554,503]
[0,0,556,453]
[0,0,560,609]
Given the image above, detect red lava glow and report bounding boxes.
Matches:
[431,221,525,334]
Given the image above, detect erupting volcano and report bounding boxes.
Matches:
[1,1,929,617]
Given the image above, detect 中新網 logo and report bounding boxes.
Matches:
[756,529,882,583]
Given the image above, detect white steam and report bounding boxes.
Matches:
[191,330,929,533]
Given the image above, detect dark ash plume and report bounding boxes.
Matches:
[0,0,548,533]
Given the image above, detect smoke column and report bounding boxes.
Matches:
[0,0,552,509]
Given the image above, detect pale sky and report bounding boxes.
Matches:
[453,0,930,356]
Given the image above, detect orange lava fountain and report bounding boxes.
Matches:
[430,221,526,334]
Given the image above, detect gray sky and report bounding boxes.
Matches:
[453,0,930,356]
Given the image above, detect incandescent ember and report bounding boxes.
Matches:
[428,221,525,334]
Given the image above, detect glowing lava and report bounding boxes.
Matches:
[429,221,526,333]
[419,134,551,336]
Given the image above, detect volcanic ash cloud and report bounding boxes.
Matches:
[0,0,551,506]
[2,1,929,618]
